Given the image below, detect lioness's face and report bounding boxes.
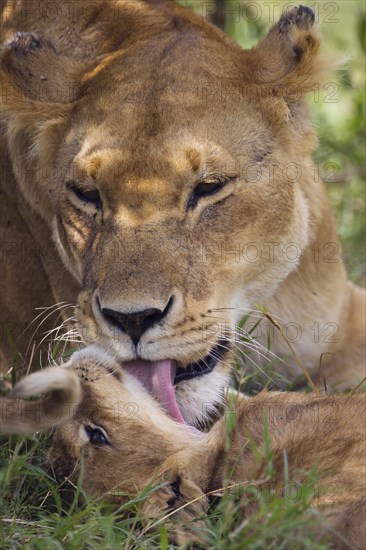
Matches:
[50,37,310,426]
[2,6,315,426]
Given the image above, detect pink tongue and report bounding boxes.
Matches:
[122,359,186,425]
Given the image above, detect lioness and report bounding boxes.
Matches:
[1,2,365,426]
[3,346,366,548]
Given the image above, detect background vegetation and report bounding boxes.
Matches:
[1,1,365,548]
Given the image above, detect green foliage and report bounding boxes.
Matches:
[0,435,163,549]
[0,428,333,549]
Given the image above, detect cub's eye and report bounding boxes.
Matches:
[69,184,101,205]
[188,177,236,209]
[85,425,109,445]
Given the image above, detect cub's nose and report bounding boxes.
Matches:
[100,298,173,346]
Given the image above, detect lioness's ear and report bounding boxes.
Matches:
[0,32,89,219]
[0,367,81,434]
[247,6,333,97]
[1,32,86,109]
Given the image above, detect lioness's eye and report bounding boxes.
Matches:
[195,181,225,197]
[188,176,236,209]
[70,185,101,205]
[85,425,109,445]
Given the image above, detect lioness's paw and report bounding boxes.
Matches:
[279,5,315,33]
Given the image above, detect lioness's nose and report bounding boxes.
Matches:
[101,298,173,346]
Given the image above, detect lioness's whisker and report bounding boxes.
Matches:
[224,326,285,364]
[46,323,79,344]
[42,317,76,339]
[188,317,276,359]
[25,303,77,361]
[224,337,281,372]
[23,301,74,334]
[43,315,75,337]
[210,306,293,327]
[36,315,77,351]
[214,340,277,385]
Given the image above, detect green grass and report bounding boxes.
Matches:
[0,434,161,549]
[0,428,335,549]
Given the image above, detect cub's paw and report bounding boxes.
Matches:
[142,476,209,545]
[143,476,208,518]
[279,5,315,33]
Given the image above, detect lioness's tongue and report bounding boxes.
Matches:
[122,359,186,424]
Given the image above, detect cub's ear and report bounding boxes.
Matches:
[0,366,81,435]
[1,31,87,113]
[247,5,334,97]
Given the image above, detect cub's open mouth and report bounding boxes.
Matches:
[122,339,229,427]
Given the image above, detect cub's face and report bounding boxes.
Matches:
[49,348,202,500]
[2,5,318,425]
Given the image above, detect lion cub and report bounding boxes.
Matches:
[4,346,366,548]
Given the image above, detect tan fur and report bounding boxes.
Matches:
[0,2,365,422]
[4,349,364,547]
[0,366,81,433]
